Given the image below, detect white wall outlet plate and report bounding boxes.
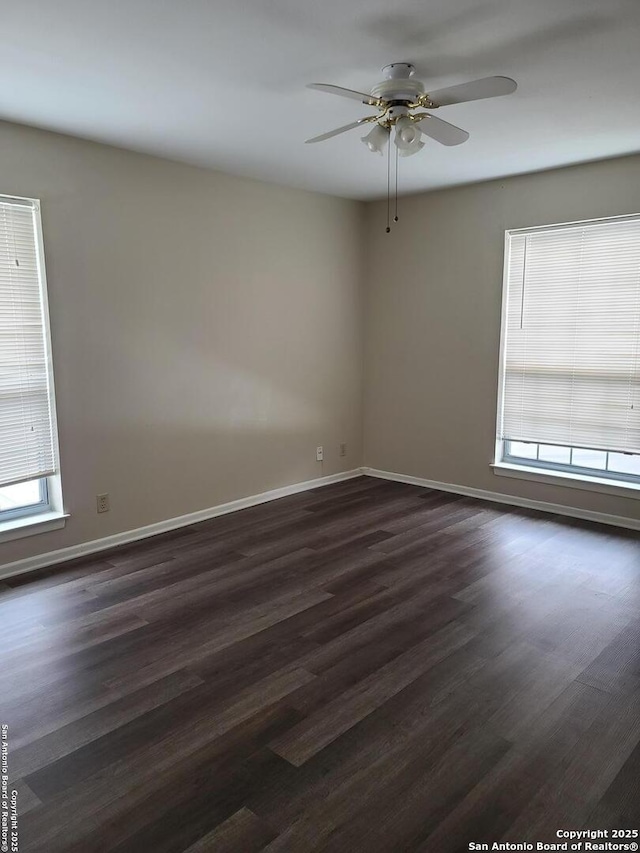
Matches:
[97,493,110,513]
[316,446,324,461]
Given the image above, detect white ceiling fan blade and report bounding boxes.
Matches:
[307,83,382,107]
[305,118,374,144]
[413,114,469,146]
[427,76,517,107]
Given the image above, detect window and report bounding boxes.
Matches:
[0,194,63,532]
[496,214,640,490]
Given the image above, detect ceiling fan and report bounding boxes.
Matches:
[305,62,517,156]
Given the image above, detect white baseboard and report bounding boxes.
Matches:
[362,467,640,532]
[5,464,637,582]
[0,469,364,581]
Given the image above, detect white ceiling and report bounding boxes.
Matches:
[3,0,640,200]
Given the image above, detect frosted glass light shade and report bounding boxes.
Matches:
[395,116,420,147]
[361,124,390,155]
[398,139,425,157]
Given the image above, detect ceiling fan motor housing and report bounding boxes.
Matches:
[371,64,425,104]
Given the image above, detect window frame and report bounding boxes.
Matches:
[502,441,640,485]
[494,211,640,497]
[0,193,65,540]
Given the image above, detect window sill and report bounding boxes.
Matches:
[0,511,69,545]
[492,462,640,500]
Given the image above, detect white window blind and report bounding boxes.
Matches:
[499,215,640,455]
[0,197,57,488]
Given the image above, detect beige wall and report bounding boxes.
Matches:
[0,121,364,566]
[2,122,639,571]
[364,154,640,523]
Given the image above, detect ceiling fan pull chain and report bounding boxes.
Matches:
[394,145,399,223]
[386,136,391,233]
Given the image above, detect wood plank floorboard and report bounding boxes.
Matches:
[1,476,639,852]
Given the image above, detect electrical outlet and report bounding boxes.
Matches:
[316,446,324,462]
[97,493,110,513]
[339,442,347,457]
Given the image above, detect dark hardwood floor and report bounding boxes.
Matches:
[2,476,639,852]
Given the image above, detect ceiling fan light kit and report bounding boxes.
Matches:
[306,63,517,231]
